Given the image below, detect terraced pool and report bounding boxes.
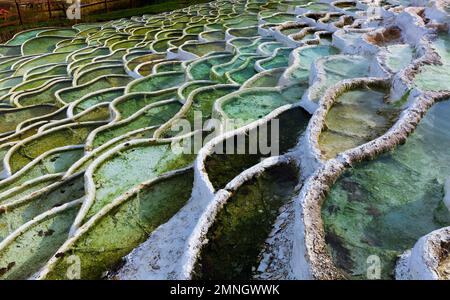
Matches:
[0,0,448,281]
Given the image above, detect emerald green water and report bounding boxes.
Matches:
[212,54,258,81]
[41,170,193,280]
[193,163,299,279]
[0,148,84,196]
[319,85,401,159]
[128,72,185,93]
[26,64,68,80]
[228,56,263,84]
[385,44,414,73]
[113,91,177,118]
[86,142,195,220]
[286,45,339,82]
[5,29,50,46]
[258,42,285,55]
[181,41,227,57]
[188,54,234,80]
[76,66,127,85]
[92,102,182,148]
[0,0,442,280]
[243,68,285,88]
[22,36,69,55]
[154,61,183,73]
[259,48,292,70]
[8,123,99,173]
[15,80,72,106]
[58,76,132,103]
[311,55,371,102]
[164,85,239,138]
[72,88,124,114]
[414,33,450,92]
[322,98,450,279]
[262,13,297,24]
[221,88,298,124]
[179,81,216,100]
[0,202,81,280]
[0,105,56,134]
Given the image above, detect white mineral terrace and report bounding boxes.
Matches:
[0,0,448,280]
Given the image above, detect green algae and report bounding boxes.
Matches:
[54,43,88,53]
[179,81,217,101]
[70,47,110,63]
[26,64,68,80]
[0,76,23,90]
[22,36,69,55]
[151,37,177,53]
[110,40,141,51]
[57,75,132,104]
[262,13,297,24]
[169,35,199,48]
[258,41,285,56]
[242,68,285,88]
[74,60,123,77]
[8,123,100,173]
[201,31,226,42]
[227,56,263,84]
[211,54,258,81]
[181,41,227,57]
[228,26,259,38]
[14,53,70,76]
[227,37,257,48]
[91,101,182,148]
[71,88,124,114]
[237,38,273,54]
[0,175,61,207]
[133,59,170,77]
[0,0,436,281]
[75,66,127,85]
[220,88,298,124]
[0,105,57,135]
[0,201,81,280]
[113,91,178,118]
[14,80,72,106]
[258,48,293,70]
[41,169,194,279]
[0,57,27,72]
[193,163,299,279]
[127,72,185,93]
[14,107,67,131]
[86,141,196,220]
[5,29,52,46]
[322,98,450,279]
[37,29,77,38]
[188,54,234,80]
[153,61,183,73]
[74,104,111,122]
[0,148,84,200]
[10,76,63,93]
[164,85,239,138]
[0,45,22,57]
[71,126,159,174]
